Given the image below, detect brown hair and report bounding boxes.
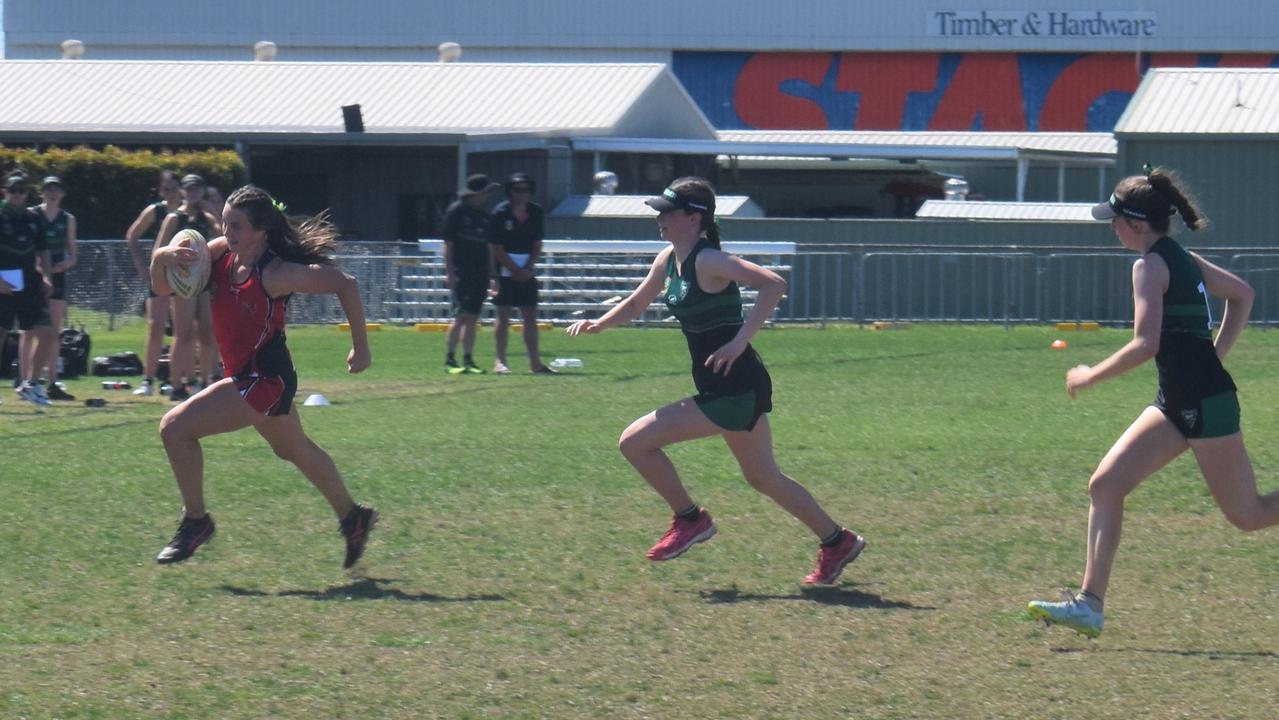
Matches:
[1114,166,1208,233]
[666,176,721,249]
[225,185,339,265]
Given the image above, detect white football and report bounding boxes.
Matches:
[165,228,210,298]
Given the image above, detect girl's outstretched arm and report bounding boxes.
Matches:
[566,248,671,336]
[266,261,371,373]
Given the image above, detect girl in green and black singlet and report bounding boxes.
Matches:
[126,170,184,396]
[36,176,78,398]
[156,174,224,401]
[1029,167,1279,639]
[567,177,867,586]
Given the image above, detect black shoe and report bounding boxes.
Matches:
[461,361,485,375]
[445,358,463,375]
[169,384,192,402]
[533,365,559,375]
[46,383,76,401]
[339,504,378,569]
[156,514,216,564]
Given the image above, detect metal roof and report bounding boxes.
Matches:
[1114,68,1279,136]
[0,60,717,142]
[916,200,1096,222]
[718,131,1117,160]
[550,194,764,218]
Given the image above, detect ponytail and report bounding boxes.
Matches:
[1146,167,1209,232]
[703,220,722,250]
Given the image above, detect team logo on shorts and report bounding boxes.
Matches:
[1180,409,1199,429]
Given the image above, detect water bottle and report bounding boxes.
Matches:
[551,358,583,369]
[101,380,132,390]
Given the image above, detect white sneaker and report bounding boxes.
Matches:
[133,380,155,396]
[493,361,512,375]
[1028,595,1104,638]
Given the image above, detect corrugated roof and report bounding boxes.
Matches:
[1115,68,1279,135]
[718,131,1116,157]
[551,194,763,218]
[916,200,1096,222]
[0,60,715,139]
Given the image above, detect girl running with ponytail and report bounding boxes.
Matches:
[567,177,865,585]
[149,185,377,569]
[1029,167,1279,638]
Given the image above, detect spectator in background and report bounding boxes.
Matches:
[204,185,224,222]
[0,173,55,406]
[126,170,183,397]
[489,172,555,375]
[441,174,499,374]
[155,174,222,401]
[36,176,78,401]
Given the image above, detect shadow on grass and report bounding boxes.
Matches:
[1051,646,1277,661]
[221,577,505,604]
[700,584,932,610]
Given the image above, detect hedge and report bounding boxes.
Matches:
[0,146,246,239]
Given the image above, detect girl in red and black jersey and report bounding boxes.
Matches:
[149,185,377,568]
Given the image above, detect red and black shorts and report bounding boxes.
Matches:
[232,335,297,416]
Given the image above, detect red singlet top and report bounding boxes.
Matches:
[209,249,289,376]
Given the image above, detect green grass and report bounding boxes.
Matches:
[2,324,1277,719]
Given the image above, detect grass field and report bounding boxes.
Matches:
[2,323,1277,719]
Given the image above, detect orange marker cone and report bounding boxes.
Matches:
[1051,339,1068,349]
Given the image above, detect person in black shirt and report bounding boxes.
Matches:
[489,173,555,374]
[442,174,499,374]
[0,173,55,406]
[1029,167,1279,638]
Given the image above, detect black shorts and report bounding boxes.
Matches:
[0,276,51,331]
[493,276,538,308]
[49,272,67,301]
[452,275,488,316]
[1154,389,1241,439]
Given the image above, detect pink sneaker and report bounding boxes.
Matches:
[803,529,866,585]
[646,508,716,561]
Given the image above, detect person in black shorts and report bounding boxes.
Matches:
[125,170,183,397]
[1029,167,1279,638]
[489,172,555,374]
[566,177,865,585]
[35,176,78,401]
[442,174,499,374]
[0,173,55,407]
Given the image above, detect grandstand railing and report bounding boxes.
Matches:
[58,240,1279,332]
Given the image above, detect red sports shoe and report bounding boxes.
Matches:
[646,508,716,561]
[803,529,866,585]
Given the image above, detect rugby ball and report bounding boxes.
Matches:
[165,229,210,298]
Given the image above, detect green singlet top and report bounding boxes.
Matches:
[1146,236,1235,405]
[663,238,772,431]
[42,209,70,264]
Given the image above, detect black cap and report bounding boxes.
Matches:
[459,174,499,197]
[505,172,535,193]
[4,174,29,190]
[1091,191,1175,222]
[180,173,205,188]
[645,183,715,215]
[41,175,63,188]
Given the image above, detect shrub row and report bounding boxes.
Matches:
[1,146,246,238]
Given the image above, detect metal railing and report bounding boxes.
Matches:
[54,240,1279,332]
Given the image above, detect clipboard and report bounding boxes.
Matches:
[0,269,23,292]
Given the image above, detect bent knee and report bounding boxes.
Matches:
[1222,507,1269,532]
